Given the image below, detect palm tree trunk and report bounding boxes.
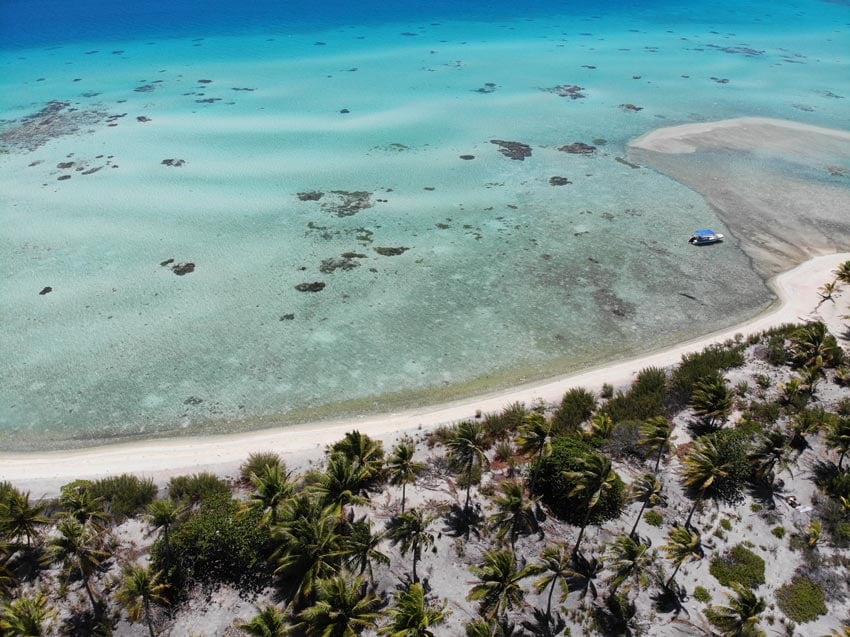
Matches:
[665,561,683,590]
[654,446,664,473]
[401,482,407,514]
[145,598,156,637]
[530,447,544,493]
[81,569,98,616]
[411,540,419,584]
[629,498,649,539]
[685,494,702,529]
[840,449,847,470]
[463,460,473,539]
[545,575,558,620]
[573,508,592,557]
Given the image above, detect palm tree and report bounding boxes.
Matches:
[835,260,850,285]
[790,322,842,369]
[605,534,653,594]
[515,413,553,492]
[49,517,109,615]
[826,417,850,469]
[248,464,294,526]
[680,437,732,528]
[115,564,170,637]
[662,526,703,590]
[0,489,49,548]
[387,440,426,514]
[565,550,603,603]
[532,543,572,621]
[748,429,797,484]
[330,430,385,485]
[0,590,56,636]
[586,413,614,441]
[639,416,673,473]
[59,486,109,530]
[386,508,435,584]
[446,421,489,536]
[690,374,733,429]
[487,479,540,550]
[310,454,370,519]
[295,572,381,637]
[564,453,617,556]
[272,502,345,602]
[467,549,536,620]
[379,582,451,637]
[145,498,187,563]
[628,473,665,538]
[237,605,290,637]
[344,516,389,584]
[0,539,16,597]
[710,584,766,637]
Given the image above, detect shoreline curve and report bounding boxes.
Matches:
[3,251,848,497]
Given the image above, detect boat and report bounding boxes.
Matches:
[688,229,724,245]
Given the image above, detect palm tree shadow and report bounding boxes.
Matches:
[685,418,721,438]
[652,580,689,618]
[521,607,566,637]
[442,503,483,538]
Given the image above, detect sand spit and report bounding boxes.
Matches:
[629,117,850,277]
[2,251,848,497]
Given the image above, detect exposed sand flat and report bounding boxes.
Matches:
[629,117,850,277]
[3,251,848,497]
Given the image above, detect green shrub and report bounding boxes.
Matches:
[766,334,789,367]
[553,387,596,435]
[750,503,763,513]
[239,452,283,483]
[775,577,827,623]
[772,526,786,539]
[667,344,745,408]
[709,544,766,589]
[482,402,528,443]
[643,510,663,528]
[603,367,667,423]
[168,472,230,504]
[86,474,157,519]
[533,437,625,525]
[743,400,782,426]
[720,518,733,531]
[601,383,614,399]
[153,493,270,591]
[693,586,712,603]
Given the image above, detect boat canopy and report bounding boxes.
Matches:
[693,229,719,236]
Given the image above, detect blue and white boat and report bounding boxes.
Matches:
[688,229,724,245]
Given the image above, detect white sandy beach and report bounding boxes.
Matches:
[3,251,848,497]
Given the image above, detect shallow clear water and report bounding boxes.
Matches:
[1,0,849,449]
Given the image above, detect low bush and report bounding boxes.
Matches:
[86,474,156,519]
[775,576,827,623]
[533,437,625,525]
[709,544,765,589]
[667,344,745,409]
[693,586,712,603]
[643,510,663,528]
[552,387,596,435]
[168,472,230,504]
[483,401,527,443]
[772,526,786,539]
[602,367,667,423]
[239,452,283,483]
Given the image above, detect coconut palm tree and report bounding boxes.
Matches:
[387,440,426,514]
[272,502,345,602]
[115,564,170,637]
[790,322,842,369]
[586,413,614,442]
[295,572,381,637]
[344,516,389,584]
[145,498,187,564]
[605,534,653,594]
[59,486,109,530]
[0,539,16,597]
[0,489,49,548]
[690,374,734,430]
[247,464,294,526]
[564,453,617,556]
[628,473,665,539]
[330,430,385,486]
[379,582,451,637]
[680,437,732,528]
[638,416,673,473]
[310,454,371,519]
[49,517,109,615]
[237,605,290,637]
[0,590,56,636]
[565,551,603,603]
[710,583,766,637]
[748,429,797,484]
[487,479,540,550]
[386,508,435,585]
[515,413,553,492]
[532,542,572,621]
[662,526,703,590]
[835,260,850,285]
[826,417,850,469]
[467,549,536,621]
[446,421,489,536]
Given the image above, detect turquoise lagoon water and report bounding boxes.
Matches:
[1,0,849,449]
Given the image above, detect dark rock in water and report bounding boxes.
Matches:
[161,158,186,167]
[543,84,586,99]
[459,154,475,160]
[339,108,350,114]
[314,41,326,46]
[558,142,596,155]
[197,79,213,84]
[184,396,203,405]
[81,166,102,175]
[57,161,75,169]
[295,281,326,292]
[340,252,367,259]
[297,191,324,201]
[39,286,53,295]
[320,256,361,273]
[134,84,156,93]
[195,98,222,104]
[474,82,497,94]
[280,313,295,321]
[374,247,409,256]
[710,77,730,84]
[490,140,532,160]
[160,258,175,266]
[620,103,643,111]
[136,116,151,122]
[592,138,608,146]
[615,157,641,169]
[549,176,572,186]
[322,191,373,217]
[57,174,71,181]
[171,262,195,275]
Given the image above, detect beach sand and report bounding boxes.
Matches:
[3,250,847,497]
